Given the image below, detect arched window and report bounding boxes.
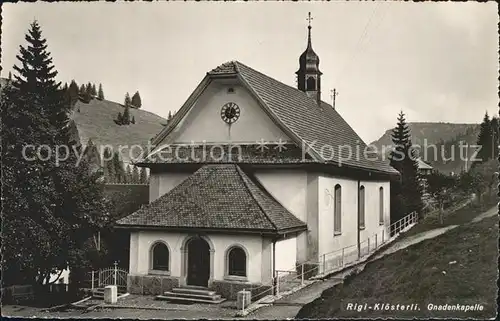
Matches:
[227,247,246,277]
[151,242,169,271]
[334,184,342,234]
[379,187,384,224]
[306,76,316,91]
[359,186,365,229]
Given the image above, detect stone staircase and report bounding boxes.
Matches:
[92,286,128,300]
[156,286,226,304]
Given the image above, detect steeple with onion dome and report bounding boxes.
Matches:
[296,12,322,103]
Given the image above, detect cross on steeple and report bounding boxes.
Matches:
[330,88,339,110]
[307,12,313,28]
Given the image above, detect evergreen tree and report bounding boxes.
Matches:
[79,84,86,96]
[8,71,12,81]
[167,111,173,123]
[132,166,140,184]
[124,92,131,106]
[98,83,104,100]
[85,82,92,95]
[123,105,131,125]
[139,167,148,184]
[115,112,123,125]
[91,83,97,96]
[2,21,110,288]
[475,112,492,165]
[112,152,125,183]
[103,148,115,183]
[125,165,132,184]
[388,111,423,220]
[489,116,498,161]
[131,91,142,108]
[68,80,80,107]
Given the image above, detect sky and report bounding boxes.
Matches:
[2,2,498,143]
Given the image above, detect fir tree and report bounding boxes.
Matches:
[2,21,110,287]
[475,112,492,165]
[103,148,115,183]
[124,92,131,106]
[98,83,104,100]
[131,91,142,108]
[491,116,499,160]
[112,152,125,183]
[123,104,131,125]
[68,80,80,107]
[8,71,12,81]
[125,165,132,184]
[388,111,423,219]
[139,167,148,184]
[115,112,123,125]
[79,84,86,96]
[85,82,92,95]
[132,166,140,184]
[91,83,97,96]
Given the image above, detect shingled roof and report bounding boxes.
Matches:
[115,164,307,235]
[152,61,399,176]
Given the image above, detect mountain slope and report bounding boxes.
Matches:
[371,122,480,174]
[72,98,166,162]
[371,122,479,149]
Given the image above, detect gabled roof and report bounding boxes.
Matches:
[115,164,307,234]
[151,61,399,176]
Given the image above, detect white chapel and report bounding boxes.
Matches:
[116,14,399,300]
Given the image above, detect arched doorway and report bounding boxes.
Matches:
[187,237,210,287]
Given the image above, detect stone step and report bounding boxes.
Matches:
[156,295,226,305]
[171,287,216,296]
[162,291,222,301]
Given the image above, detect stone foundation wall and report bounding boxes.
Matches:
[127,275,180,295]
[211,280,271,301]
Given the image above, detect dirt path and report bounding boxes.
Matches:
[471,205,497,223]
[244,205,497,320]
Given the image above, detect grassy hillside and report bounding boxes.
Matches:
[296,213,498,319]
[1,77,167,163]
[371,122,480,174]
[72,98,166,162]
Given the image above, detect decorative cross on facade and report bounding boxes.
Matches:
[307,12,313,27]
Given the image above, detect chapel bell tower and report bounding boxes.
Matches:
[296,12,322,103]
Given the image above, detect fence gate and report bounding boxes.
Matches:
[96,262,128,289]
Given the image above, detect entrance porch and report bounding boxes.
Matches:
[126,232,274,300]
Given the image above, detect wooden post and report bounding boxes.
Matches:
[382,229,385,243]
[276,275,280,296]
[341,248,345,266]
[375,233,378,249]
[322,254,326,274]
[91,271,95,291]
[114,261,118,286]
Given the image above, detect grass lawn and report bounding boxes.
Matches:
[400,197,497,239]
[296,215,498,319]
